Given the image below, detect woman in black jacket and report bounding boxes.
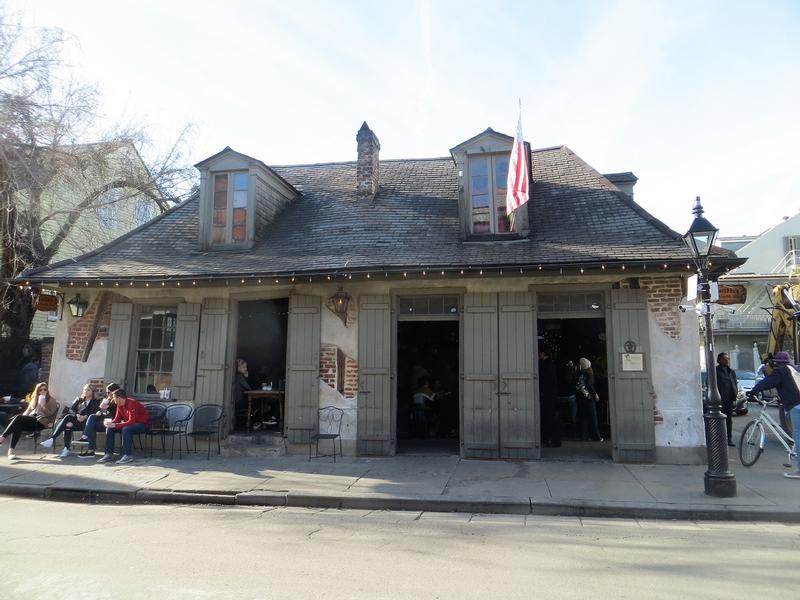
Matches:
[576,357,604,442]
[39,383,100,457]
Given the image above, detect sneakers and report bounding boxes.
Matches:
[77,450,95,458]
[97,453,113,463]
[784,470,800,479]
[40,437,54,449]
[58,447,70,458]
[8,450,17,460]
[116,455,133,464]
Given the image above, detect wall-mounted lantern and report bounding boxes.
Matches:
[66,294,89,318]
[329,288,351,325]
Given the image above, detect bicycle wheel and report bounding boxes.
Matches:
[739,420,765,467]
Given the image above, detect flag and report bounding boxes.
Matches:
[506,110,529,220]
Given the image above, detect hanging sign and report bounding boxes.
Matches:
[716,284,747,305]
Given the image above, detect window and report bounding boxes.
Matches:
[95,189,121,228]
[538,293,604,314]
[133,306,177,395]
[212,171,249,244]
[135,198,154,227]
[469,154,510,234]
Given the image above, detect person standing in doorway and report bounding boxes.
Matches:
[576,358,603,442]
[715,352,738,447]
[539,348,560,447]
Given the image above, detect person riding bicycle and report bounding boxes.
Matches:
[746,351,800,479]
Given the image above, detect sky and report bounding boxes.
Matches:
[7,0,800,237]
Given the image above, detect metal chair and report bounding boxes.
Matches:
[140,403,167,456]
[188,404,224,459]
[309,406,344,462]
[161,403,193,458]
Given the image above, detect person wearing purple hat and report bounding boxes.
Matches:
[748,351,800,479]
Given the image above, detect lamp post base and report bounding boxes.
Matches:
[704,472,737,497]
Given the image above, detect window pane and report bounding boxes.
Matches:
[232,225,246,242]
[135,307,177,395]
[214,174,228,192]
[212,227,226,243]
[496,205,510,233]
[233,207,247,225]
[233,190,247,208]
[494,155,509,187]
[232,172,248,191]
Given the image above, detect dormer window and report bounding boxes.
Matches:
[469,154,510,234]
[212,171,249,244]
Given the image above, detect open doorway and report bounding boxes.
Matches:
[234,299,288,434]
[538,317,612,460]
[396,321,459,453]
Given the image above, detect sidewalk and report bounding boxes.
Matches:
[0,442,797,522]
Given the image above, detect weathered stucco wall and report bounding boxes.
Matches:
[650,308,705,464]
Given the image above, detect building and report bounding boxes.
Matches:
[716,213,800,370]
[26,142,164,339]
[21,123,744,464]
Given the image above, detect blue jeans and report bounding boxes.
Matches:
[82,414,109,451]
[790,405,800,469]
[104,422,147,456]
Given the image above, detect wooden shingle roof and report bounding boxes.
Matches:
[22,145,736,282]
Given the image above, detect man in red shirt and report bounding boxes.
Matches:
[98,383,150,464]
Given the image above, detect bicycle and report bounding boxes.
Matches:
[738,395,796,467]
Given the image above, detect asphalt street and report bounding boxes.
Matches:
[1,496,797,599]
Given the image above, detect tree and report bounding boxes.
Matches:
[0,11,195,356]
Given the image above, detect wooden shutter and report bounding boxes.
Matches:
[194,298,229,410]
[171,303,201,402]
[610,288,655,462]
[498,292,537,459]
[104,302,133,389]
[462,293,499,458]
[285,294,321,443]
[357,295,392,455]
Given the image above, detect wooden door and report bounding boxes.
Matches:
[284,294,321,443]
[194,298,230,410]
[610,288,655,462]
[462,293,499,458]
[357,295,393,455]
[498,292,537,459]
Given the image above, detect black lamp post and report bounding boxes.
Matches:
[683,196,737,497]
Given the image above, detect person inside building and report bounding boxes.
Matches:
[576,358,603,442]
[539,348,560,447]
[412,376,435,438]
[715,352,738,447]
[96,383,150,464]
[39,383,101,458]
[557,359,578,426]
[17,356,40,398]
[746,351,800,479]
[0,382,58,459]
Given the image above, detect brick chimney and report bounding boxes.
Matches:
[356,121,380,199]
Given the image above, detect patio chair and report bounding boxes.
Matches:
[162,403,193,459]
[188,404,224,459]
[141,403,167,457]
[309,405,344,463]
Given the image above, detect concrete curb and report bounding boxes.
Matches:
[1,484,797,522]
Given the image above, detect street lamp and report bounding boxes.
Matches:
[683,196,737,497]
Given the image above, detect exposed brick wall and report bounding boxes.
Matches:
[319,343,337,388]
[639,276,683,340]
[318,342,358,399]
[66,292,125,361]
[344,356,358,398]
[40,337,54,383]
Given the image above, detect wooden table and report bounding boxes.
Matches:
[243,390,285,431]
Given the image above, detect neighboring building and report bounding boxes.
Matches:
[26,142,164,339]
[716,213,800,370]
[22,123,744,464]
